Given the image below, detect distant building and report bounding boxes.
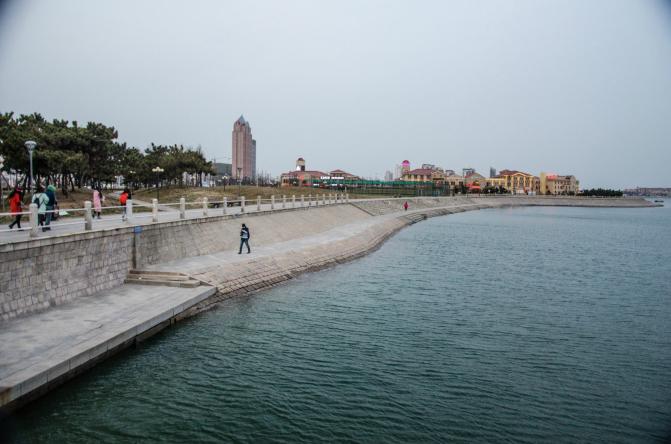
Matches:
[462,167,475,178]
[213,162,232,177]
[489,167,497,178]
[280,158,326,187]
[445,174,465,189]
[402,168,446,183]
[232,115,256,181]
[465,172,487,191]
[384,170,394,181]
[540,173,579,195]
[497,169,540,194]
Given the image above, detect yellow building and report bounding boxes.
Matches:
[497,170,540,194]
[485,176,506,189]
[402,168,445,183]
[540,173,580,195]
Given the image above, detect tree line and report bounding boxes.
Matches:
[579,188,623,197]
[0,112,214,194]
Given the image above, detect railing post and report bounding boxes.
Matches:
[282,195,286,209]
[308,194,312,207]
[241,196,245,213]
[126,199,133,221]
[203,197,209,216]
[315,194,319,206]
[84,201,93,230]
[300,195,305,207]
[257,195,261,211]
[152,198,159,222]
[223,197,228,215]
[179,197,186,219]
[292,195,296,208]
[271,195,275,210]
[322,193,326,205]
[29,203,38,237]
[346,193,350,202]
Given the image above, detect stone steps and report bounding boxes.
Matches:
[125,270,201,288]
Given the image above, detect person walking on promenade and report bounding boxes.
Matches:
[238,223,251,254]
[7,187,24,229]
[120,188,130,221]
[403,201,409,211]
[93,186,104,219]
[44,184,57,230]
[32,186,49,230]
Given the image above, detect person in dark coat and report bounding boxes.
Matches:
[238,223,251,254]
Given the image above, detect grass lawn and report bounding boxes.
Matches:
[132,185,377,203]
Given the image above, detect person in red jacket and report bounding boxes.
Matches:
[403,201,409,211]
[119,188,130,221]
[8,187,24,229]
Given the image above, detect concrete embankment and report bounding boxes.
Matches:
[0,195,656,411]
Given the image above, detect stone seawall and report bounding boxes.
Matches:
[0,205,369,321]
[0,196,655,321]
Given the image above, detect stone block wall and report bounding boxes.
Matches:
[0,204,371,321]
[0,230,134,321]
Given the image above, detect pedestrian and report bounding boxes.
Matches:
[238,223,251,254]
[403,201,409,211]
[44,184,57,230]
[32,186,49,230]
[119,188,130,221]
[7,187,23,229]
[93,186,104,219]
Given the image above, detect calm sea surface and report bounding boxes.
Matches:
[7,202,671,443]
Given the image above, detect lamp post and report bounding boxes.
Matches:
[128,170,135,194]
[0,153,4,211]
[152,166,164,201]
[25,140,37,192]
[237,167,242,197]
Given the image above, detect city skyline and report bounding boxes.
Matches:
[1,1,671,189]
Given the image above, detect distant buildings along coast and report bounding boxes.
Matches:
[279,158,580,195]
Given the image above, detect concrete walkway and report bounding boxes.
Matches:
[0,283,215,409]
[0,200,345,245]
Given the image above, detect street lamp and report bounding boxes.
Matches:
[25,140,37,192]
[152,166,164,201]
[0,153,4,211]
[128,170,135,194]
[237,167,242,197]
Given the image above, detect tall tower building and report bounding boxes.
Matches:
[232,115,256,180]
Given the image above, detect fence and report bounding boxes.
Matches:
[0,193,351,239]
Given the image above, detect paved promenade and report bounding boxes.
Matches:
[0,284,215,409]
[0,200,301,244]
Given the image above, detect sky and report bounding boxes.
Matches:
[1,0,670,188]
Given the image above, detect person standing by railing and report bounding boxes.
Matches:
[93,186,104,219]
[44,184,57,230]
[32,185,49,231]
[7,187,24,229]
[120,188,130,221]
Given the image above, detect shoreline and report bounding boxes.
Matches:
[0,196,658,412]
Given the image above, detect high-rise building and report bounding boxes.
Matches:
[462,167,476,177]
[232,115,256,180]
[489,167,497,178]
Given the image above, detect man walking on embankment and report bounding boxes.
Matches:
[239,223,251,254]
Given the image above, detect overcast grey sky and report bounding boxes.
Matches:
[1,0,670,188]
